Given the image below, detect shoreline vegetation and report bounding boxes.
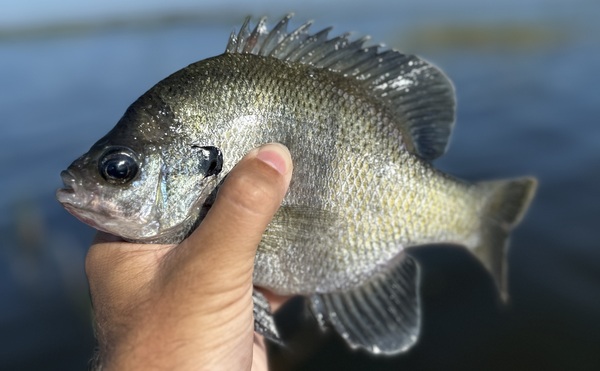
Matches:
[1,11,570,52]
[0,11,242,41]
[397,23,570,52]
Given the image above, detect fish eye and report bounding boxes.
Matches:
[194,145,223,177]
[98,147,139,184]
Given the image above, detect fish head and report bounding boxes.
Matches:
[56,100,224,243]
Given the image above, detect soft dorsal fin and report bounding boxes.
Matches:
[226,15,456,160]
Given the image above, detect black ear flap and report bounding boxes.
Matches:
[192,145,223,177]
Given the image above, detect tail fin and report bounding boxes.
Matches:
[474,177,537,300]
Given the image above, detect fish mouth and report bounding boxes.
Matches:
[56,170,81,205]
[56,170,107,231]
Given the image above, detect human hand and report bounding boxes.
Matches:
[85,143,293,371]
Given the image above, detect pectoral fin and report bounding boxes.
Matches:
[253,289,282,344]
[309,254,421,354]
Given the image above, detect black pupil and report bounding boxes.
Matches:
[106,157,131,179]
[99,149,138,184]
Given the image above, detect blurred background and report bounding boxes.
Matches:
[1,0,599,370]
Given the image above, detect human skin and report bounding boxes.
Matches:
[85,143,293,370]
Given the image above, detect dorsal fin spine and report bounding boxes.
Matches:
[243,17,267,54]
[257,15,289,55]
[270,22,313,59]
[226,31,237,54]
[290,27,331,63]
[236,17,252,53]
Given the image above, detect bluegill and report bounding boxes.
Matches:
[57,15,536,354]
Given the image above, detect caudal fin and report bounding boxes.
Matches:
[474,177,537,300]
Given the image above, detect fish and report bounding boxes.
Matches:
[56,15,537,354]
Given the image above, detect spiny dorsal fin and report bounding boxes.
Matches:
[226,15,456,160]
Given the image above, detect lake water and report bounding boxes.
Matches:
[1,2,599,370]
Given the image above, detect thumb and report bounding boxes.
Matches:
[167,143,293,290]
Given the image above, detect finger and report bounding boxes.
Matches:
[87,233,172,283]
[86,232,173,311]
[169,143,293,287]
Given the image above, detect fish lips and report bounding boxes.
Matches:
[56,170,80,206]
[56,170,103,229]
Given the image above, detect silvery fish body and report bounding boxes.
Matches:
[57,15,536,354]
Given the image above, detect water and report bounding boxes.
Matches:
[1,2,599,370]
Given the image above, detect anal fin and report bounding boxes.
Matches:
[309,255,421,354]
